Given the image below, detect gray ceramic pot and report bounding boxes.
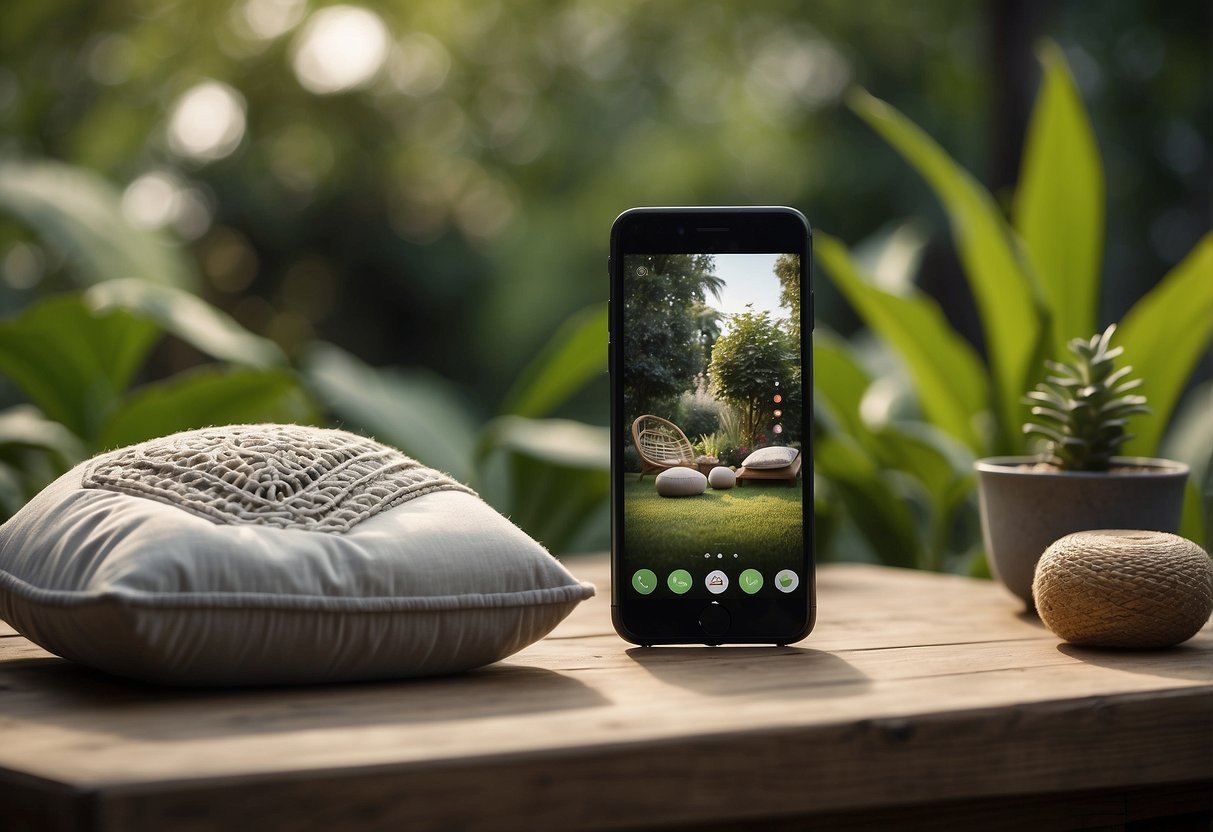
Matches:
[975,456,1189,607]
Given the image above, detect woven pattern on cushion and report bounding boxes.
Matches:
[83,424,475,534]
[1033,529,1213,648]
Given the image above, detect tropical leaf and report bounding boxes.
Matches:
[477,416,609,554]
[1179,479,1207,549]
[97,367,318,450]
[815,231,990,453]
[848,87,1047,451]
[811,328,874,446]
[0,463,27,519]
[850,220,929,296]
[0,405,85,511]
[86,279,286,367]
[1117,232,1213,457]
[815,328,973,570]
[1014,40,1104,361]
[0,295,159,440]
[1160,380,1213,497]
[0,160,197,289]
[302,342,479,482]
[873,422,973,513]
[500,302,607,418]
[0,404,87,466]
[814,430,923,570]
[872,422,975,569]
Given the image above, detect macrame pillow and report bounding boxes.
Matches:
[0,424,594,685]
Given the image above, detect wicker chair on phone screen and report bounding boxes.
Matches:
[631,415,697,480]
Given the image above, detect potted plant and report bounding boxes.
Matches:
[695,433,722,474]
[976,325,1189,607]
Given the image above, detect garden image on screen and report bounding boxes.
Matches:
[622,252,804,598]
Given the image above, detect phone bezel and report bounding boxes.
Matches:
[609,206,815,646]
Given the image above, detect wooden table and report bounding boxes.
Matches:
[1,557,1210,831]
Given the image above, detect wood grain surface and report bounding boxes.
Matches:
[1,557,1209,831]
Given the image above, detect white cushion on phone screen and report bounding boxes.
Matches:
[740,446,800,470]
[707,467,736,489]
[654,467,706,497]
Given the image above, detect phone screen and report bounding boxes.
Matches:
[611,210,813,645]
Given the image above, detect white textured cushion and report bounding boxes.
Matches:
[707,466,736,489]
[741,446,800,470]
[0,424,594,686]
[654,467,707,497]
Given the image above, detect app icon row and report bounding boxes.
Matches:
[631,568,799,595]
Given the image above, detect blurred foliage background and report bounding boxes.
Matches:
[0,0,1208,567]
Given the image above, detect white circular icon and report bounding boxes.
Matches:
[705,569,729,594]
[774,569,799,593]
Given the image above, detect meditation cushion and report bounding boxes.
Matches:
[1033,530,1213,648]
[741,446,800,469]
[0,424,595,685]
[655,467,707,498]
[707,466,736,490]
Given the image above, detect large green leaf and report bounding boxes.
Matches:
[871,422,975,569]
[500,302,607,418]
[1179,479,1207,549]
[815,231,990,453]
[850,220,929,295]
[86,279,286,368]
[477,416,609,554]
[849,88,1046,450]
[811,328,874,447]
[814,430,922,570]
[814,330,973,570]
[0,295,159,440]
[1160,380,1212,499]
[0,463,27,520]
[1013,41,1104,360]
[0,404,87,466]
[302,342,479,482]
[0,405,85,509]
[97,367,317,451]
[0,160,197,289]
[1117,233,1213,457]
[873,423,973,511]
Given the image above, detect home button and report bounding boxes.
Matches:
[699,603,730,638]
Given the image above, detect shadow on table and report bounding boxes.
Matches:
[1015,609,1049,629]
[0,656,608,740]
[625,646,868,698]
[1057,641,1213,682]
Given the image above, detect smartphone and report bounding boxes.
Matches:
[609,207,814,645]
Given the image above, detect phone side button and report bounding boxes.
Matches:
[699,603,731,637]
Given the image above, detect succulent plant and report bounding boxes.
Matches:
[1023,324,1151,471]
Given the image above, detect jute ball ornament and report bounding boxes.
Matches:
[1033,530,1213,648]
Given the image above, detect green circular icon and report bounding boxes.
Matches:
[667,569,693,594]
[631,569,657,595]
[739,568,764,594]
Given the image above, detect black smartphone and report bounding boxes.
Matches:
[609,206,814,645]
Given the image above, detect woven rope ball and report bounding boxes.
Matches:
[1033,530,1213,648]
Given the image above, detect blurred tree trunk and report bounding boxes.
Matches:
[921,0,1050,361]
[988,0,1051,201]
